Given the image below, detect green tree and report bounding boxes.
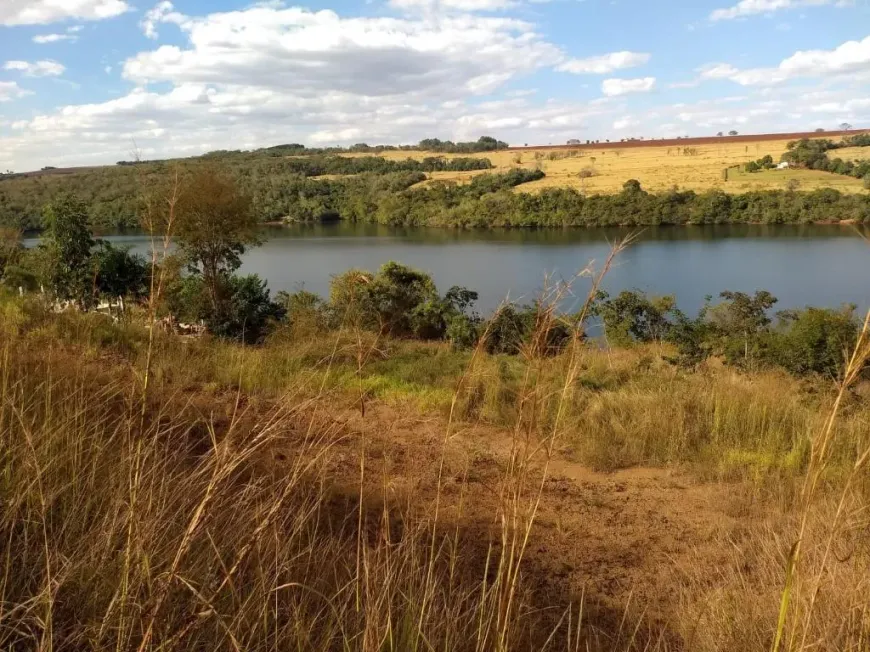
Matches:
[175,168,261,312]
[93,241,149,306]
[766,306,859,377]
[709,290,778,366]
[40,195,96,308]
[331,262,439,336]
[593,290,677,346]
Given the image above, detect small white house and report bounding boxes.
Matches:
[776,161,791,170]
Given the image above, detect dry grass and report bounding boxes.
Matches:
[728,166,866,193]
[2,283,870,650]
[835,145,870,162]
[340,137,868,195]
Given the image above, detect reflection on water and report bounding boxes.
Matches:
[24,223,870,314]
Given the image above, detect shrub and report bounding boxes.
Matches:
[481,303,570,356]
[330,262,479,341]
[170,273,285,343]
[764,306,860,377]
[593,290,677,346]
[276,288,331,336]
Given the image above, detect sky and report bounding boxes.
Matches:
[0,0,869,171]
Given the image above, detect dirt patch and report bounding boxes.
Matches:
[266,401,754,644]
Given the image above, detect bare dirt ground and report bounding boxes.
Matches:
[260,401,757,644]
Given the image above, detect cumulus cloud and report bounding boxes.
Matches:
[556,51,650,74]
[601,77,655,96]
[0,81,33,102]
[710,0,848,21]
[4,60,65,77]
[698,35,870,86]
[0,0,130,26]
[123,5,561,98]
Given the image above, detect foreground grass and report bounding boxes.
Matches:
[2,296,870,650]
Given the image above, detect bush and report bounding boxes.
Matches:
[275,288,331,336]
[330,262,478,341]
[481,303,570,356]
[764,306,859,377]
[92,241,149,302]
[170,273,285,343]
[593,290,677,346]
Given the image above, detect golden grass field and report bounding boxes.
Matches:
[343,138,870,195]
[835,145,870,161]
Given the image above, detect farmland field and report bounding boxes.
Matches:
[341,136,869,195]
[835,145,870,162]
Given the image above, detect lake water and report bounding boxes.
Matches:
[28,223,870,314]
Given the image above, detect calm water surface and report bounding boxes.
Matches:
[37,223,870,314]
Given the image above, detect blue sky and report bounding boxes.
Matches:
[1,0,869,170]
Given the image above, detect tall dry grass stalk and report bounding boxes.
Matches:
[772,308,870,652]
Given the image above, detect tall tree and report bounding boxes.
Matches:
[41,195,95,308]
[175,168,260,312]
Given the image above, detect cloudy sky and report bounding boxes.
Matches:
[1,0,869,171]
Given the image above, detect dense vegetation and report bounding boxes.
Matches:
[3,159,870,231]
[781,134,870,184]
[110,135,511,164]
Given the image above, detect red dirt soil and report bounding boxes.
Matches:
[507,128,869,152]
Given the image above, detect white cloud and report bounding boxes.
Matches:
[123,5,562,98]
[777,34,870,77]
[0,81,33,102]
[0,0,130,26]
[33,33,76,43]
[698,63,740,80]
[556,51,650,74]
[710,0,847,21]
[4,60,65,77]
[141,1,187,39]
[810,97,870,113]
[698,35,870,86]
[601,77,655,96]
[613,116,639,130]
